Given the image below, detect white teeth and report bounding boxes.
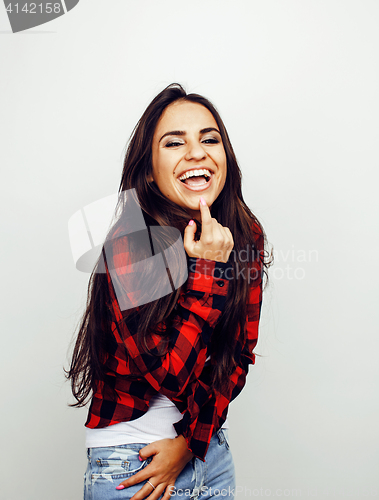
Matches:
[178,169,212,181]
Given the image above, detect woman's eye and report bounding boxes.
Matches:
[164,137,219,147]
[165,141,183,148]
[202,138,219,144]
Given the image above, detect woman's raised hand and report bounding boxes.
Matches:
[184,197,234,263]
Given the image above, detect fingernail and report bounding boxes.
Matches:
[116,485,125,490]
[188,219,194,226]
[200,196,206,206]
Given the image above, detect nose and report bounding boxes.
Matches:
[184,140,207,161]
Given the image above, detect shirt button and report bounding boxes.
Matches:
[216,280,225,287]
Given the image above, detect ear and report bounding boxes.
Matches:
[147,173,154,183]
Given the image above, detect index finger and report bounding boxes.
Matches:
[119,461,153,488]
[199,197,212,235]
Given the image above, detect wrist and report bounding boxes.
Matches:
[175,435,194,460]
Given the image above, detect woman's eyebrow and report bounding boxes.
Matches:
[200,127,221,136]
[159,130,185,143]
[159,127,221,143]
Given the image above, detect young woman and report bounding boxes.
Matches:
[67,83,271,500]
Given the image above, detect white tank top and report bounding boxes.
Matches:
[85,393,228,448]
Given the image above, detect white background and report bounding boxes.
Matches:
[1,1,378,499]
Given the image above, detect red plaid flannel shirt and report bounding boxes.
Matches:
[85,222,264,460]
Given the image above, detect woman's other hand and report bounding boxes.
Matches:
[116,435,194,500]
[184,197,234,263]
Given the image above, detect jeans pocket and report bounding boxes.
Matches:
[94,458,130,475]
[91,448,150,481]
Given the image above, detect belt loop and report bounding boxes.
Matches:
[216,428,224,445]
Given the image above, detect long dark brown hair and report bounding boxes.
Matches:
[66,83,273,407]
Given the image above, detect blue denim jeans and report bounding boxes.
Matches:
[84,429,235,500]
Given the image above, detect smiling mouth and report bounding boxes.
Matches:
[181,175,210,187]
[178,169,212,187]
[177,172,214,192]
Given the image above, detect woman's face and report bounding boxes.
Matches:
[151,100,227,220]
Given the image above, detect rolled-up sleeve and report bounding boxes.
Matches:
[173,223,265,460]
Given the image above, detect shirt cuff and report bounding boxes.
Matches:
[173,415,219,462]
[186,258,233,296]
